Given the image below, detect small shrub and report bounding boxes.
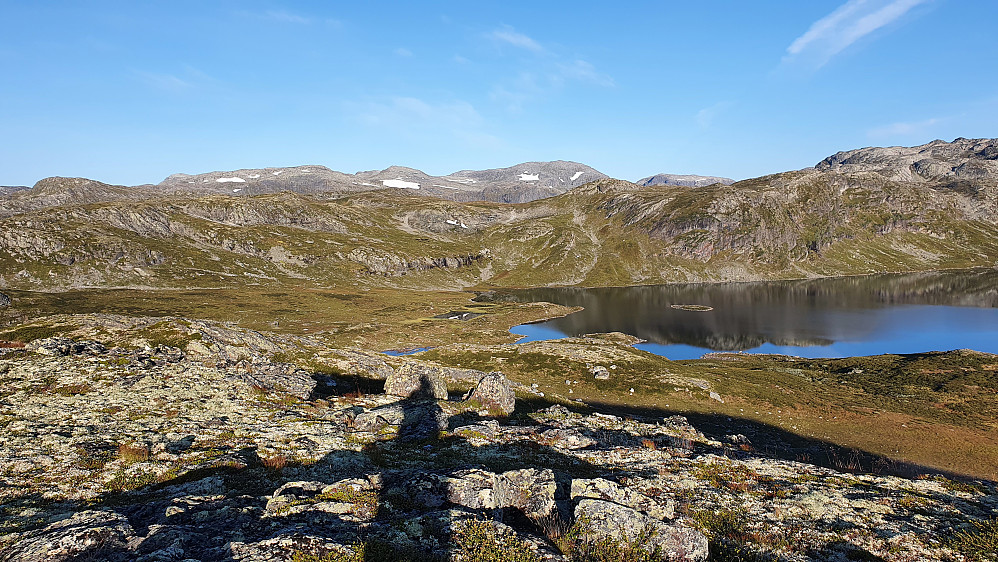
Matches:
[557,516,671,562]
[52,383,92,396]
[452,519,540,562]
[950,518,998,561]
[117,443,150,463]
[262,454,287,471]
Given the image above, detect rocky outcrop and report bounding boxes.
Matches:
[446,467,557,519]
[816,137,998,183]
[1,510,135,562]
[574,500,708,561]
[343,247,485,276]
[0,336,994,561]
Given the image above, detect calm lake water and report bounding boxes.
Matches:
[504,269,998,359]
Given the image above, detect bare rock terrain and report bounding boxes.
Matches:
[0,322,995,561]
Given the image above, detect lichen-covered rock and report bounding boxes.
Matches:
[592,365,610,380]
[444,467,556,519]
[27,337,106,357]
[226,358,317,399]
[499,468,557,519]
[540,427,596,450]
[574,499,707,561]
[229,535,353,562]
[352,399,449,441]
[446,469,501,510]
[0,510,134,562]
[465,371,515,415]
[571,478,674,520]
[384,363,448,399]
[0,292,10,307]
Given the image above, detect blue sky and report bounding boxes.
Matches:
[1,0,996,187]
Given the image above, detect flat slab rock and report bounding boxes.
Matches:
[0,510,134,562]
[574,499,708,561]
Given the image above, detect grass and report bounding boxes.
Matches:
[949,519,998,561]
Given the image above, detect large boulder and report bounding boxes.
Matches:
[574,500,707,561]
[384,363,448,399]
[464,371,515,415]
[352,400,449,441]
[445,467,556,519]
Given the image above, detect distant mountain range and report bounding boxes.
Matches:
[153,160,610,204]
[1,137,996,291]
[1,161,734,213]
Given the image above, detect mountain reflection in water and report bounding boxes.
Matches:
[500,269,998,359]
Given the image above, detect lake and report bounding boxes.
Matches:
[503,269,998,359]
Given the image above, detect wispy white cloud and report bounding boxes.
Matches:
[867,117,941,138]
[138,72,193,92]
[394,47,413,57]
[453,55,470,64]
[488,26,544,53]
[696,101,735,128]
[237,9,313,24]
[557,60,614,87]
[784,0,929,68]
[135,65,215,93]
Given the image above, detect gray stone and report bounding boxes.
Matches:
[540,428,596,450]
[26,338,106,357]
[444,467,556,519]
[0,510,134,561]
[464,371,515,415]
[352,400,449,441]
[571,478,674,520]
[592,365,610,380]
[0,292,10,307]
[384,363,448,399]
[574,499,707,561]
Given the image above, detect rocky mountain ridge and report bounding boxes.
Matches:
[636,174,735,188]
[151,160,609,205]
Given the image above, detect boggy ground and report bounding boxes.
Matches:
[1,319,997,561]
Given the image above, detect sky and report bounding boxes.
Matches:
[1,0,996,187]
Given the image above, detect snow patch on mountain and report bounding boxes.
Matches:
[383,179,420,189]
